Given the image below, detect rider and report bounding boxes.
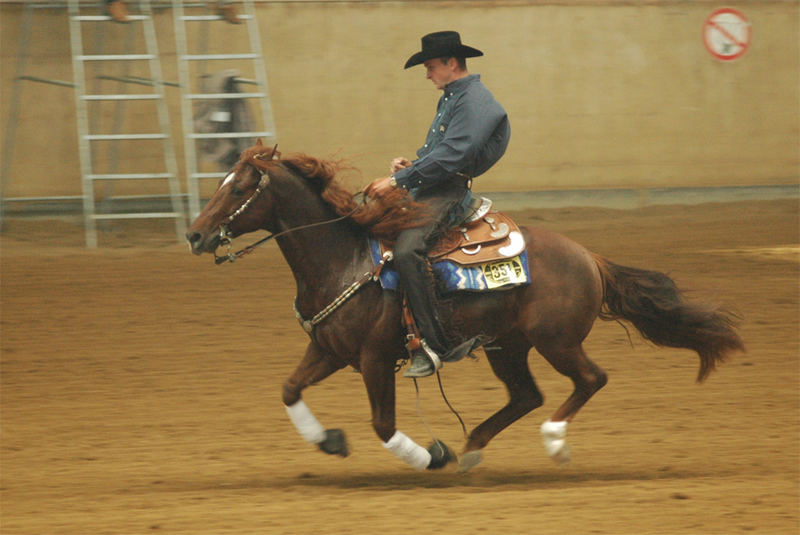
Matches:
[368,31,511,378]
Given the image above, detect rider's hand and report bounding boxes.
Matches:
[390,157,412,173]
[366,176,394,198]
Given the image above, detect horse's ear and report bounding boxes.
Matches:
[256,138,264,147]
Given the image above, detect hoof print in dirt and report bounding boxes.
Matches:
[426,440,455,470]
[318,429,349,457]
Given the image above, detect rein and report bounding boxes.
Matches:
[213,158,363,265]
[210,158,387,338]
[213,208,360,265]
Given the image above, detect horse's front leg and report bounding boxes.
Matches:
[360,352,455,471]
[283,342,349,457]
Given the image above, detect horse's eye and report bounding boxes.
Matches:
[231,187,245,197]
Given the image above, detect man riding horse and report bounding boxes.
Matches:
[368,31,511,378]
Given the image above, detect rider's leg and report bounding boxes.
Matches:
[394,224,449,358]
[394,189,465,377]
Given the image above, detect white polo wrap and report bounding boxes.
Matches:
[382,430,431,471]
[541,419,571,464]
[285,400,326,444]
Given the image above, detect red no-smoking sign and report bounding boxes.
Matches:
[704,8,752,61]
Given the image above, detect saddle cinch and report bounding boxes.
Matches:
[371,196,531,293]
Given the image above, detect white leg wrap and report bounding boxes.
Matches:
[285,400,326,444]
[541,419,571,465]
[382,430,431,471]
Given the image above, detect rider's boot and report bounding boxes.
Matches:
[404,339,442,378]
[404,335,485,377]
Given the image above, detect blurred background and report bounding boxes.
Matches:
[1,0,798,239]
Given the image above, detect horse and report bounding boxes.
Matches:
[186,140,745,472]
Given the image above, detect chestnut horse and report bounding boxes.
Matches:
[186,141,744,472]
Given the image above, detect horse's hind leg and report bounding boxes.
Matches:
[536,341,608,464]
[460,333,543,472]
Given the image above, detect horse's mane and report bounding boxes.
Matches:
[241,145,431,244]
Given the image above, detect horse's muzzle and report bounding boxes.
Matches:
[186,229,221,255]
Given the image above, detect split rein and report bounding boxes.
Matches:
[209,157,397,333]
[213,205,360,265]
[213,158,362,265]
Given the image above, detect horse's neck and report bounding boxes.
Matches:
[275,210,370,315]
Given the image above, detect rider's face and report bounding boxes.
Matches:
[424,58,457,90]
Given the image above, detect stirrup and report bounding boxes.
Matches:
[403,339,442,378]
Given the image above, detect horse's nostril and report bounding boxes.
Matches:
[186,231,202,245]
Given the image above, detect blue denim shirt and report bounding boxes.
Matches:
[392,74,510,196]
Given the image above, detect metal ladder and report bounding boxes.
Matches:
[2,2,82,225]
[68,0,186,247]
[172,0,277,218]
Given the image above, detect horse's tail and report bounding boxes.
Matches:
[592,254,744,382]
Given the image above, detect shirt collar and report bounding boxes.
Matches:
[443,73,480,95]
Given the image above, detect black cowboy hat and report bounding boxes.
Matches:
[404,31,484,69]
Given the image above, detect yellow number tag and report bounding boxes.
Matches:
[481,257,526,289]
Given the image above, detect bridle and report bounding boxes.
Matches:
[213,151,274,264]
[209,152,387,339]
[212,153,361,265]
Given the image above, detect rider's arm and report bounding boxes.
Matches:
[393,89,508,191]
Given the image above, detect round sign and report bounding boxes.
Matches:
[703,8,752,61]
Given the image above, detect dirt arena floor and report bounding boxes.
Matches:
[1,199,798,534]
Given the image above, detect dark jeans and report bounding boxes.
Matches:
[394,184,469,355]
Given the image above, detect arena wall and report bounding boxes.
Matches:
[1,0,797,201]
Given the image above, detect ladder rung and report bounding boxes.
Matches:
[180,14,253,21]
[183,53,258,61]
[83,94,162,101]
[78,54,155,61]
[190,132,271,139]
[88,173,174,180]
[185,92,265,100]
[73,15,150,21]
[86,134,167,140]
[2,195,83,202]
[91,212,183,221]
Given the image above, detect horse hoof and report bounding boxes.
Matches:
[318,428,349,457]
[458,450,483,473]
[426,440,455,470]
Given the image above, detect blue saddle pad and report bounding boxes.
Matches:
[369,239,530,293]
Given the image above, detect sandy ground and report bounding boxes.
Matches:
[1,199,798,535]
